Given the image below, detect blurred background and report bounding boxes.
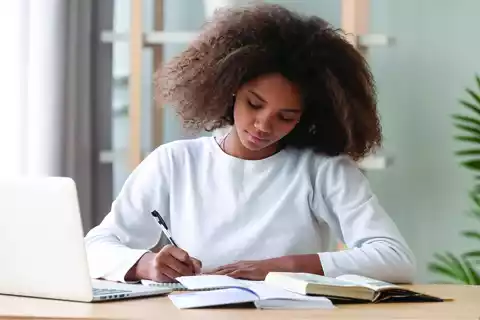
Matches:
[1,0,480,285]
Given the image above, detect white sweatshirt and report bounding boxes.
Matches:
[84,136,415,283]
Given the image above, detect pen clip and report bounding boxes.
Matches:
[151,210,179,247]
[151,210,167,229]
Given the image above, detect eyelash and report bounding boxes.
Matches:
[247,100,296,122]
[247,100,262,109]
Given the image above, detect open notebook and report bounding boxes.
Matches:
[141,280,191,291]
[140,278,257,291]
[165,275,334,309]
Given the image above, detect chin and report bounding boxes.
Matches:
[241,140,266,151]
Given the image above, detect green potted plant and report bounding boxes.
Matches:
[428,75,480,284]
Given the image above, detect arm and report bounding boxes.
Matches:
[84,147,168,282]
[314,156,416,283]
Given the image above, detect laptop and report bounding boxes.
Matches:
[0,177,172,302]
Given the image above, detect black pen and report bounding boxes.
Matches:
[151,210,178,247]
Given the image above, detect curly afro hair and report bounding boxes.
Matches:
[156,3,381,160]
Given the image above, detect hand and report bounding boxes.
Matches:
[129,245,202,282]
[207,254,323,280]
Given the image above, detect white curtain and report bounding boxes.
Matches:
[0,0,66,176]
[26,0,67,176]
[0,1,29,175]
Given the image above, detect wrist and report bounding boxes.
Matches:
[125,252,155,281]
[284,254,324,275]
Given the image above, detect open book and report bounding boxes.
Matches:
[167,275,334,309]
[264,272,444,303]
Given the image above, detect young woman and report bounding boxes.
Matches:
[85,4,415,284]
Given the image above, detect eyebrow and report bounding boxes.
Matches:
[248,90,301,113]
[248,90,267,103]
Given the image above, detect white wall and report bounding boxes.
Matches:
[366,0,480,283]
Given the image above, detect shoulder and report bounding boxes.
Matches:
[283,148,366,189]
[282,148,358,174]
[149,136,214,160]
[316,154,370,199]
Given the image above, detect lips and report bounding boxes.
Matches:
[246,131,269,144]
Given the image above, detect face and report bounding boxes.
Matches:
[233,73,303,152]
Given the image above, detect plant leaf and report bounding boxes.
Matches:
[445,253,472,282]
[462,259,480,284]
[455,149,480,156]
[431,253,470,283]
[454,124,480,137]
[452,114,480,128]
[469,208,480,220]
[476,74,480,91]
[427,263,462,283]
[459,100,480,117]
[462,231,480,241]
[455,136,480,144]
[462,250,480,259]
[460,160,480,171]
[466,88,480,107]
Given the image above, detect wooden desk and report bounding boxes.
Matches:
[0,285,479,320]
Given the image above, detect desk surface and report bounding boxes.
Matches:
[0,284,479,320]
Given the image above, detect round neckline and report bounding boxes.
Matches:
[210,132,286,164]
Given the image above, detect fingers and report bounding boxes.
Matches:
[205,260,265,280]
[161,253,195,276]
[227,268,264,280]
[159,264,184,282]
[191,257,202,275]
[226,269,249,279]
[168,246,196,272]
[151,245,204,281]
[209,261,245,273]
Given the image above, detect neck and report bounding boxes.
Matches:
[222,127,279,160]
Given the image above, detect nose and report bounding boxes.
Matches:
[254,113,272,134]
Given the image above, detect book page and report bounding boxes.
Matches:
[249,282,333,303]
[336,275,399,291]
[283,273,361,287]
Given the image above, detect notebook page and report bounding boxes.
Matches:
[169,288,257,309]
[176,275,244,290]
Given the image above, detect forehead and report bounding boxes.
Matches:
[242,73,302,109]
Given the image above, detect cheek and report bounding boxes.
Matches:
[233,104,253,127]
[275,122,298,138]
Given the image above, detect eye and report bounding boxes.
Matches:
[278,114,298,123]
[247,100,262,109]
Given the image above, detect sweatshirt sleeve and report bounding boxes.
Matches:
[314,156,416,284]
[84,146,170,282]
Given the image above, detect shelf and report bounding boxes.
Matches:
[101,31,392,47]
[100,31,129,43]
[358,34,393,47]
[112,73,129,86]
[145,32,198,45]
[358,154,392,170]
[100,31,198,45]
